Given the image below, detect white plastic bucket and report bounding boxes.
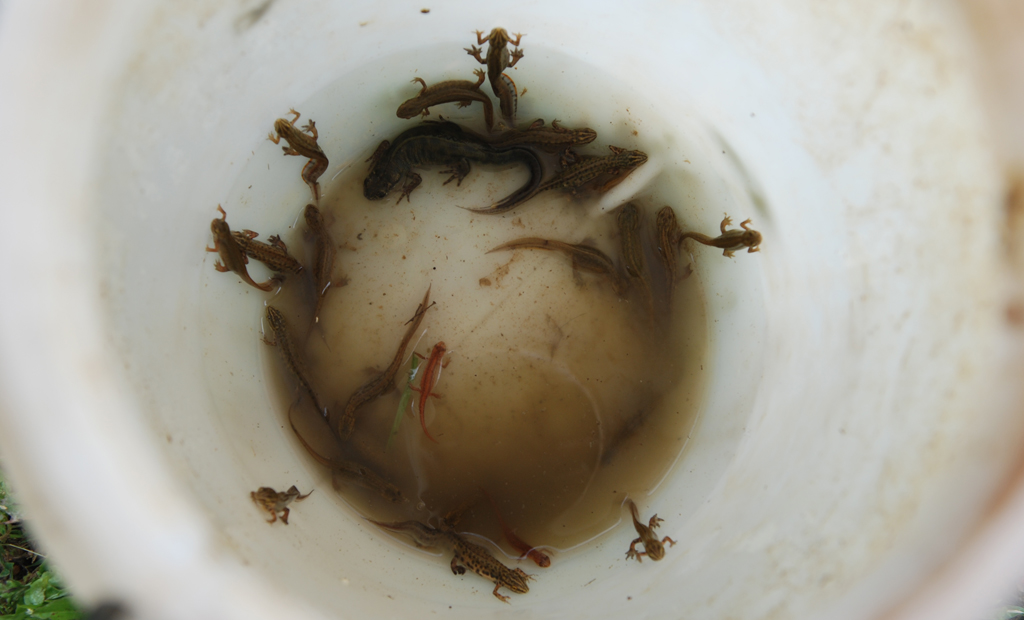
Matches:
[1,2,1023,620]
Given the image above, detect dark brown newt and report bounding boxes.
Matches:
[617,202,654,317]
[287,412,403,503]
[368,519,531,603]
[465,28,524,120]
[206,206,275,291]
[543,145,648,195]
[251,485,312,524]
[481,489,550,567]
[337,286,434,439]
[363,122,543,213]
[487,237,626,295]
[482,118,597,153]
[680,214,762,257]
[264,305,328,417]
[268,109,329,203]
[304,204,343,323]
[232,230,304,275]
[624,498,676,562]
[396,69,494,130]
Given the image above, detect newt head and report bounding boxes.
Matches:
[363,161,403,200]
[210,216,231,240]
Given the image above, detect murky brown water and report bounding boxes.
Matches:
[258,150,708,560]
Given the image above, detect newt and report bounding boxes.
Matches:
[206,206,275,291]
[481,118,597,153]
[543,145,648,195]
[465,28,524,120]
[680,214,762,257]
[288,414,404,503]
[232,230,304,275]
[251,485,312,525]
[363,122,543,213]
[338,286,434,439]
[264,305,328,417]
[368,519,531,603]
[268,109,329,203]
[624,498,675,563]
[304,204,342,323]
[495,73,518,121]
[487,237,626,295]
[396,69,494,130]
[411,341,448,443]
[654,206,683,279]
[481,489,550,567]
[617,202,653,316]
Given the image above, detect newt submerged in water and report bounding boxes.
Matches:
[264,305,328,417]
[288,413,404,503]
[624,498,676,563]
[251,485,312,524]
[206,206,275,292]
[232,230,304,275]
[337,286,434,440]
[680,214,762,257]
[465,27,524,120]
[368,519,532,603]
[466,144,647,214]
[616,202,654,317]
[480,489,551,567]
[654,206,693,291]
[480,118,597,154]
[411,341,448,443]
[304,204,344,323]
[396,69,494,130]
[363,121,543,213]
[487,237,626,295]
[268,109,329,203]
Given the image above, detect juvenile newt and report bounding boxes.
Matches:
[481,119,597,153]
[232,230,304,275]
[617,202,653,316]
[481,489,550,567]
[624,498,676,563]
[251,485,312,524]
[288,414,404,502]
[487,237,626,295]
[268,109,329,203]
[396,69,494,130]
[680,214,762,257]
[363,122,543,213]
[206,206,275,291]
[338,286,434,439]
[541,145,648,195]
[264,305,328,417]
[465,28,524,120]
[304,204,342,323]
[411,341,448,443]
[654,206,683,278]
[368,519,531,603]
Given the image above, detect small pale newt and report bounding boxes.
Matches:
[624,498,676,562]
[680,214,762,257]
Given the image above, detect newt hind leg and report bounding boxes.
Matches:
[450,557,466,575]
[397,173,423,204]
